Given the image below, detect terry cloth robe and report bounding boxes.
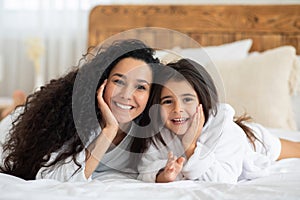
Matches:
[36,126,140,182]
[137,103,281,184]
[0,108,139,182]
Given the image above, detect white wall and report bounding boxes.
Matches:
[1,0,299,96]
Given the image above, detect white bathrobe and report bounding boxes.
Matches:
[0,108,139,182]
[35,126,139,182]
[137,103,281,184]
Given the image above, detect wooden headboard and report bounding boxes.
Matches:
[88,5,300,54]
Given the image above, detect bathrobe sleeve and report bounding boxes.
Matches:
[137,142,170,182]
[182,122,247,183]
[182,104,248,184]
[36,150,91,182]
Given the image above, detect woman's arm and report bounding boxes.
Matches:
[84,79,119,179]
[84,127,118,179]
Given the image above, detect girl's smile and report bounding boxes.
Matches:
[160,79,199,135]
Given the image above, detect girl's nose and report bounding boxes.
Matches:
[173,102,183,113]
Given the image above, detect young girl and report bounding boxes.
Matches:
[137,58,300,184]
[0,39,161,182]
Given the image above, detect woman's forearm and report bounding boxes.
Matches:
[84,127,117,179]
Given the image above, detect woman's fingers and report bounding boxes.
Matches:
[96,80,118,129]
[97,79,107,107]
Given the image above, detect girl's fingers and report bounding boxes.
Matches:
[167,151,174,162]
[177,157,185,165]
[199,104,205,126]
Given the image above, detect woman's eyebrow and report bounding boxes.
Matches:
[137,79,150,85]
[111,73,150,85]
[111,73,125,79]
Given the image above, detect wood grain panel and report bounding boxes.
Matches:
[88,5,300,54]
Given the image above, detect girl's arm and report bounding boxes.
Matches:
[137,131,178,182]
[155,152,185,183]
[182,105,204,159]
[182,121,247,184]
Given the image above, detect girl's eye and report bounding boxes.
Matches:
[183,97,194,103]
[161,99,173,105]
[113,79,125,86]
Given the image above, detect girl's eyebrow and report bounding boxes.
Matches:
[181,93,197,97]
[160,95,172,101]
[111,73,150,85]
[160,93,196,101]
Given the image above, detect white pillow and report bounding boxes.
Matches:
[292,95,300,131]
[181,39,253,62]
[215,46,300,130]
[157,39,253,64]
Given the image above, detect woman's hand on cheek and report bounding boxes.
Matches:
[97,79,119,133]
[182,104,205,158]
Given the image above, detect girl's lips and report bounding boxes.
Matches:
[171,117,189,124]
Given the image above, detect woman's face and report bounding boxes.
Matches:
[160,80,199,135]
[104,57,152,124]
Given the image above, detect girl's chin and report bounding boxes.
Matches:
[169,128,187,136]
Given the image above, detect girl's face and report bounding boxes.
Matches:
[160,80,200,135]
[104,57,152,124]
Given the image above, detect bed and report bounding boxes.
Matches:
[1,4,300,200]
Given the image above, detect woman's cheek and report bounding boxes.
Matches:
[136,93,150,108]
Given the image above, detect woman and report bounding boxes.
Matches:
[0,39,160,182]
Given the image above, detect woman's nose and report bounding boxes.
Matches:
[120,86,133,99]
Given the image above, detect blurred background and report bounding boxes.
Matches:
[0,0,299,98]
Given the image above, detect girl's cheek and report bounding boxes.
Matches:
[160,108,169,123]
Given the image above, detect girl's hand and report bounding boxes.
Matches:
[182,104,205,157]
[97,80,119,133]
[156,152,185,183]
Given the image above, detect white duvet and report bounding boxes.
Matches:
[0,129,300,200]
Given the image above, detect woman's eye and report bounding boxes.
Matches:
[136,85,146,90]
[113,79,125,86]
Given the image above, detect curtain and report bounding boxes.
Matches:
[0,0,108,96]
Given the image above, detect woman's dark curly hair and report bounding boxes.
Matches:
[0,39,159,180]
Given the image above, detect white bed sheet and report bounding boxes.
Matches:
[0,128,300,200]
